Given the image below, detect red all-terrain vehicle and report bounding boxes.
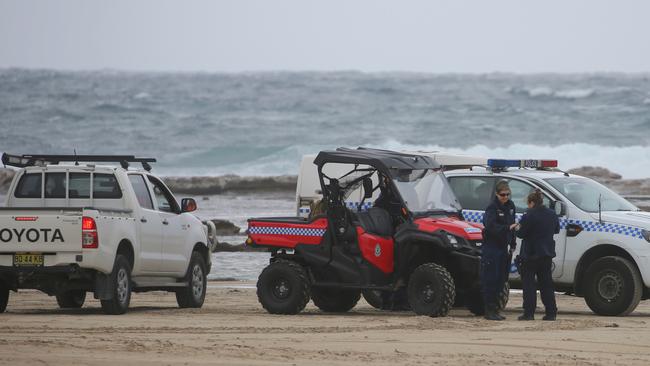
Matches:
[247,148,503,317]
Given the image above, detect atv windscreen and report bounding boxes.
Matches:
[392,169,462,214]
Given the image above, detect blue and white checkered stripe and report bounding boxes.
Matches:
[249,226,326,237]
[299,201,373,215]
[461,210,644,239]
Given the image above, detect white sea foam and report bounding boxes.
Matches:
[512,86,595,99]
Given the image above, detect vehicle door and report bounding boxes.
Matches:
[501,178,567,279]
[146,175,188,274]
[127,174,163,273]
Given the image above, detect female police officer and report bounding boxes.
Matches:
[482,181,517,321]
[515,189,560,321]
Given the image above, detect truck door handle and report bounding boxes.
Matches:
[140,217,148,223]
[162,219,169,225]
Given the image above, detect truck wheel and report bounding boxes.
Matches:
[465,282,509,316]
[176,251,207,308]
[407,263,455,317]
[312,287,360,312]
[257,260,310,314]
[0,284,8,313]
[56,290,86,309]
[100,255,132,315]
[584,256,642,316]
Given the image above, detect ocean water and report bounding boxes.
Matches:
[1,69,649,178]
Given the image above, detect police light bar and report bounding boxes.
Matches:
[487,159,558,169]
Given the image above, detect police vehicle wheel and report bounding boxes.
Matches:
[312,287,360,312]
[56,290,86,309]
[407,263,455,317]
[0,283,8,313]
[176,251,207,308]
[257,260,310,315]
[100,255,132,315]
[584,256,642,316]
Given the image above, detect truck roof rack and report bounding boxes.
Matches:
[1,153,156,171]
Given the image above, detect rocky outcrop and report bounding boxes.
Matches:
[213,241,267,252]
[162,175,297,195]
[210,219,242,235]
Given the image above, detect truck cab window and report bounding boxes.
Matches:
[128,174,154,209]
[69,173,90,198]
[93,173,122,199]
[45,173,66,198]
[14,173,42,198]
[146,176,179,213]
[504,179,550,213]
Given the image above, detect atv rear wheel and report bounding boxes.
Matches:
[257,260,310,314]
[407,263,455,317]
[312,287,361,312]
[56,290,86,309]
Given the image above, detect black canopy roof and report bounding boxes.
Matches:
[313,147,439,174]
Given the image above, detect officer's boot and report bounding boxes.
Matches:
[495,305,506,320]
[483,303,503,321]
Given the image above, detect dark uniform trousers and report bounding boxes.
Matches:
[481,245,508,306]
[520,256,557,316]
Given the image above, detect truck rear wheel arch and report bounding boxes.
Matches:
[116,240,134,270]
[574,244,640,296]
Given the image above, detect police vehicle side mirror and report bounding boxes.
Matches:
[363,177,373,199]
[181,198,197,213]
[553,201,565,216]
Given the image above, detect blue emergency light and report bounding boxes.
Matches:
[487,159,558,169]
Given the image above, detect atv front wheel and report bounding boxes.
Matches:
[312,287,360,312]
[257,260,310,314]
[407,263,455,317]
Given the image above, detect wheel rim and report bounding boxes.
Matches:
[419,282,435,304]
[116,268,129,304]
[272,278,291,300]
[597,271,622,302]
[192,264,204,299]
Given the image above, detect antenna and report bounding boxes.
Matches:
[74,149,79,166]
[598,194,602,224]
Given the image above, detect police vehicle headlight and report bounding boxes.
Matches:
[642,229,650,243]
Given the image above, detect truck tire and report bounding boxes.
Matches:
[362,289,411,311]
[0,284,8,313]
[56,290,86,309]
[312,287,360,312]
[257,260,310,315]
[465,282,510,316]
[100,255,132,315]
[407,263,455,317]
[176,251,207,308]
[583,256,642,316]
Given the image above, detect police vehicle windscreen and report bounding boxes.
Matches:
[392,169,462,213]
[545,177,638,212]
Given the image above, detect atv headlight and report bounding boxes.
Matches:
[642,229,650,243]
[446,234,458,244]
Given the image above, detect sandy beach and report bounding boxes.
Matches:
[2,282,650,366]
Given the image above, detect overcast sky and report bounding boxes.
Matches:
[1,0,649,73]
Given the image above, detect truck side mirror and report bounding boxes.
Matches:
[181,198,197,213]
[553,201,565,216]
[363,177,373,199]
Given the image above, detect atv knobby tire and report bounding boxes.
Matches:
[407,263,455,317]
[312,287,361,312]
[257,260,310,314]
[584,256,642,316]
[56,290,86,309]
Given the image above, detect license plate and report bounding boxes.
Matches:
[13,253,44,267]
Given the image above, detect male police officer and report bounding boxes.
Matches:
[481,181,517,320]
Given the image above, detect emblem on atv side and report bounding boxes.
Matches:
[374,243,381,257]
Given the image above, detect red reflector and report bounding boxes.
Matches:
[82,216,96,230]
[15,216,38,221]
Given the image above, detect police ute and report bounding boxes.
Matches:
[0,153,216,314]
[444,158,650,316]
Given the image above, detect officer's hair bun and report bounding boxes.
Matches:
[527,188,544,207]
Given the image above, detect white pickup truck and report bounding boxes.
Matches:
[0,154,216,314]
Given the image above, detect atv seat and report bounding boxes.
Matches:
[355,207,393,237]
